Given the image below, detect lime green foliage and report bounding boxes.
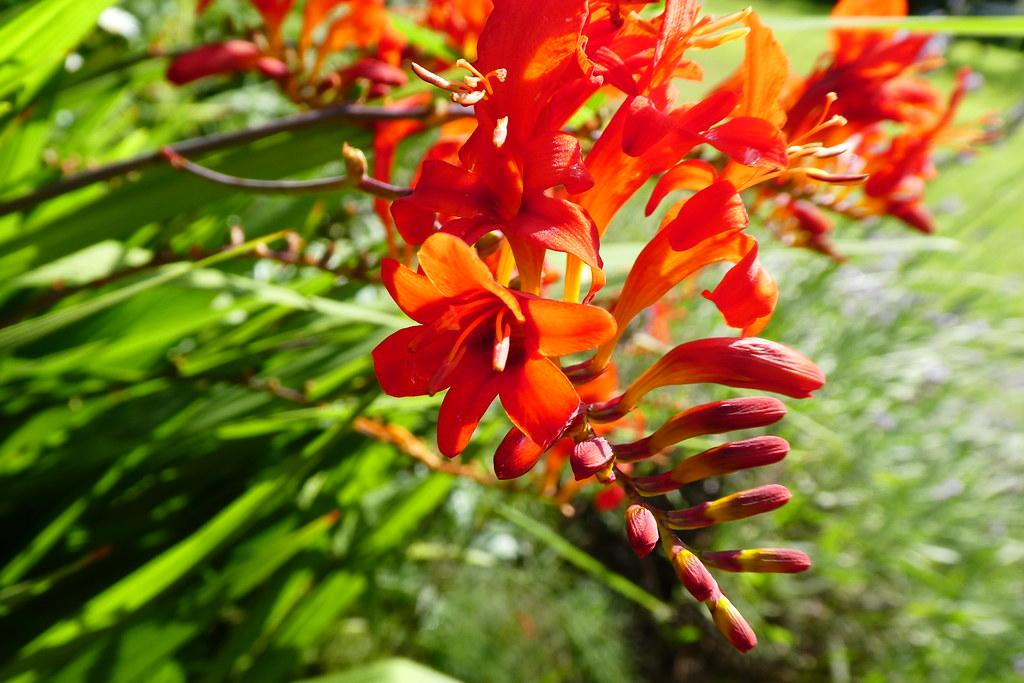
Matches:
[1,1,1022,682]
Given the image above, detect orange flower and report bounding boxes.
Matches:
[372,233,615,456]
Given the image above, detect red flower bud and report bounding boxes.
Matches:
[663,484,791,529]
[624,504,659,558]
[570,437,614,481]
[707,591,757,652]
[493,427,546,480]
[632,437,789,495]
[670,542,717,601]
[167,40,270,85]
[702,548,811,573]
[618,397,786,461]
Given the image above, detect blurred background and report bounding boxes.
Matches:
[0,1,1022,682]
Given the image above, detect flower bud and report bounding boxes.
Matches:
[493,428,546,480]
[702,548,811,573]
[663,484,791,530]
[624,504,659,558]
[670,542,717,601]
[618,397,786,461]
[618,337,826,414]
[167,40,267,85]
[632,437,789,495]
[707,591,757,652]
[570,437,614,481]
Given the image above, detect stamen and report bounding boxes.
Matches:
[411,62,457,92]
[492,310,511,372]
[793,168,868,184]
[693,7,753,36]
[691,27,750,50]
[493,116,509,148]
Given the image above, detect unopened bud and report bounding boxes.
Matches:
[493,428,546,480]
[707,591,757,652]
[632,437,788,495]
[702,548,811,573]
[663,484,791,530]
[570,437,614,481]
[625,504,659,558]
[670,542,717,601]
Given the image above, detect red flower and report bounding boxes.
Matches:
[373,233,615,456]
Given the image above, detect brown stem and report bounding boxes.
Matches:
[0,102,465,217]
[161,148,411,199]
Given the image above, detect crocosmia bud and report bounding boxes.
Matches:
[706,591,757,653]
[493,427,546,480]
[702,548,811,573]
[670,543,717,601]
[625,504,659,558]
[570,437,614,481]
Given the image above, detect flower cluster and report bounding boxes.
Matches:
[750,0,997,258]
[169,0,985,653]
[371,0,839,651]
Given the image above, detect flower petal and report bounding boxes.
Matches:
[372,326,454,397]
[701,243,778,335]
[701,117,788,169]
[498,354,581,448]
[437,357,500,457]
[519,295,617,357]
[524,132,593,194]
[665,179,748,251]
[380,259,447,324]
[417,233,524,320]
[645,159,718,216]
[511,195,602,270]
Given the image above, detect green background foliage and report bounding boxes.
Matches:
[0,1,1022,681]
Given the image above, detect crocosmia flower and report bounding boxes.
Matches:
[372,233,615,456]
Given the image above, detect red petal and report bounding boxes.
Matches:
[511,195,602,270]
[437,357,500,457]
[498,354,581,448]
[622,96,676,157]
[372,326,453,397]
[666,180,748,251]
[519,295,617,357]
[702,117,788,168]
[673,89,739,135]
[702,243,778,335]
[524,132,593,194]
[380,259,447,324]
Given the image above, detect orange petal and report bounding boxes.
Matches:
[498,354,581,448]
[645,159,718,216]
[380,259,447,324]
[622,96,676,157]
[519,295,617,357]
[417,233,524,320]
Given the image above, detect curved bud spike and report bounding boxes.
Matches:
[570,437,615,481]
[702,548,811,573]
[625,504,660,558]
[670,541,717,601]
[617,337,825,415]
[493,427,546,480]
[663,484,791,530]
[617,397,786,460]
[707,591,758,652]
